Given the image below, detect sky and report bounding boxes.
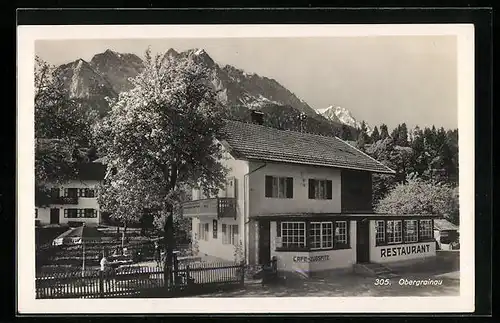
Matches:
[36,36,458,131]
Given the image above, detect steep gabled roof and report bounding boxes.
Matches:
[221,120,395,174]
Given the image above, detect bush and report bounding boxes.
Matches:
[375,175,459,224]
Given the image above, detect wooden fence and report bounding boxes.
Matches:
[36,261,245,299]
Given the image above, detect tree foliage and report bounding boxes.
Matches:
[34,56,99,194]
[379,124,389,140]
[356,121,370,150]
[390,122,409,147]
[94,48,229,267]
[371,126,381,143]
[375,175,459,225]
[367,121,458,207]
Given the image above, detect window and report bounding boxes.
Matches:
[309,222,333,250]
[198,222,209,241]
[419,219,433,240]
[64,188,78,198]
[265,176,293,198]
[64,208,97,218]
[222,224,239,245]
[76,188,95,198]
[308,179,333,200]
[221,224,227,244]
[213,220,218,239]
[281,222,306,248]
[35,209,38,218]
[404,220,418,243]
[375,220,385,245]
[231,225,239,245]
[387,220,402,244]
[334,221,348,246]
[277,220,349,251]
[84,209,97,218]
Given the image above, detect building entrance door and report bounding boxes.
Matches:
[50,208,60,225]
[258,221,271,265]
[356,219,370,263]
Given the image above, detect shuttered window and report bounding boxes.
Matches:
[265,176,293,198]
[308,179,333,199]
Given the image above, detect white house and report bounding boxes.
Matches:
[35,161,107,227]
[182,113,439,277]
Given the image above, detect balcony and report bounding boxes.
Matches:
[182,197,237,219]
[50,196,79,205]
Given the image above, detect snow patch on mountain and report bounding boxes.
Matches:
[318,105,373,135]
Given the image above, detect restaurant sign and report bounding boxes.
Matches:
[380,243,431,258]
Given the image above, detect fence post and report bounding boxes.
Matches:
[99,270,104,298]
[239,260,245,286]
[186,264,191,290]
[173,252,179,291]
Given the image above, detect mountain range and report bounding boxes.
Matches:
[54,48,368,139]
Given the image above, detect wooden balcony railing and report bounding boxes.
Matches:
[182,197,236,219]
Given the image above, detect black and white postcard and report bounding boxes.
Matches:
[17,23,475,313]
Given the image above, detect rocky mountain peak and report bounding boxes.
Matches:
[319,105,372,135]
[182,48,215,67]
[164,48,179,59]
[89,49,144,93]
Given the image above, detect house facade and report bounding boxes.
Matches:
[35,162,107,227]
[182,116,438,276]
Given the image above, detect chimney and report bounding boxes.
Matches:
[250,110,264,125]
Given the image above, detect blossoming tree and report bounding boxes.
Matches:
[375,174,459,225]
[94,49,228,285]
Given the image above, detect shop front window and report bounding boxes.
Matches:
[309,221,333,250]
[387,220,402,244]
[404,220,418,243]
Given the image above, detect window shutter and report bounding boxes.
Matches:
[265,176,273,197]
[308,179,315,199]
[286,177,294,198]
[276,221,281,237]
[326,180,333,199]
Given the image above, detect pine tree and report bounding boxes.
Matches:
[398,123,409,147]
[340,124,351,141]
[360,121,370,144]
[371,126,381,143]
[409,126,427,177]
[391,125,401,142]
[356,128,366,151]
[380,124,389,139]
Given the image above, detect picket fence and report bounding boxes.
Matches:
[36,261,245,299]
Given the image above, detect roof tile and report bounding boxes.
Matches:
[222,120,395,174]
